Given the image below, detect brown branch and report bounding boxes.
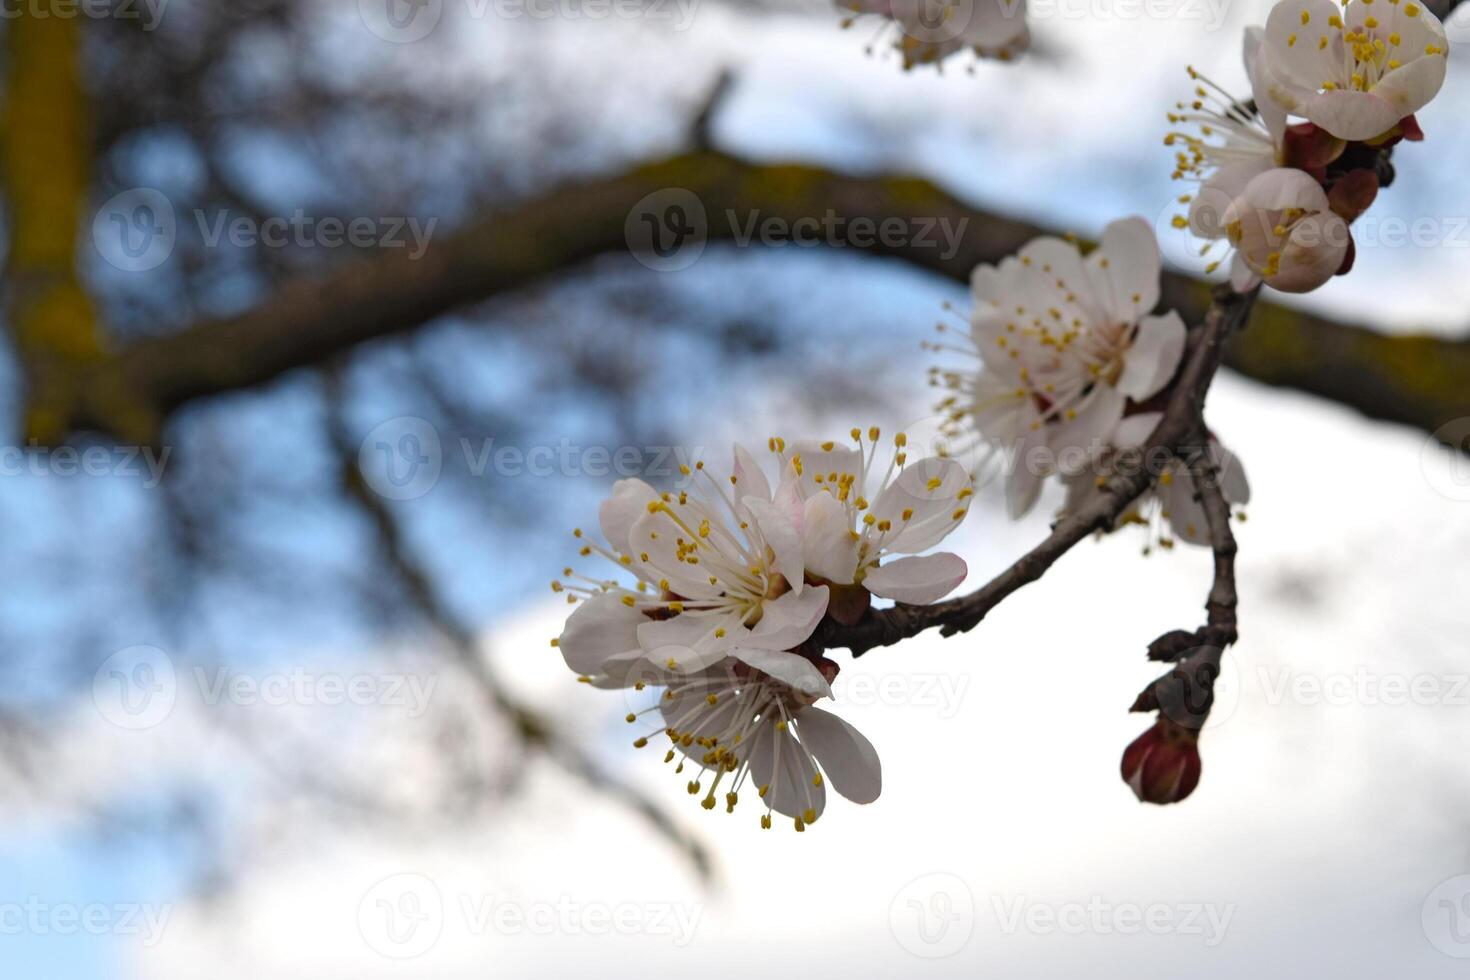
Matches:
[46,151,1469,447]
[321,370,714,881]
[812,285,1259,657]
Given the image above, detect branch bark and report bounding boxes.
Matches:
[50,151,1469,447]
[812,285,1258,657]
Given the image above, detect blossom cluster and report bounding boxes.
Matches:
[552,433,972,829]
[931,216,1252,548]
[1169,0,1449,292]
[557,0,1452,824]
[837,0,1030,69]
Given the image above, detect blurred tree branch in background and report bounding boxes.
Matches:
[2,6,104,444]
[35,150,1470,448]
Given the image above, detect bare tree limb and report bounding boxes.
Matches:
[322,369,714,880]
[811,285,1258,657]
[44,152,1468,447]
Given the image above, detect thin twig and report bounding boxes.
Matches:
[813,285,1260,657]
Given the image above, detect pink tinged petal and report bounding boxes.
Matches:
[1246,25,1289,146]
[637,609,744,660]
[1229,252,1261,292]
[748,723,826,821]
[588,649,669,689]
[1048,384,1127,472]
[801,492,860,584]
[1371,54,1448,121]
[647,642,729,674]
[1216,441,1251,505]
[659,675,744,755]
[558,593,645,675]
[1113,411,1164,451]
[1095,217,1161,322]
[742,495,804,597]
[1268,211,1349,293]
[1019,236,1103,324]
[732,444,772,503]
[862,553,967,604]
[1233,166,1330,213]
[1191,162,1271,239]
[748,586,830,651]
[731,647,832,700]
[871,456,972,554]
[1117,311,1187,401]
[1163,473,1211,546]
[1299,90,1403,142]
[970,263,1007,306]
[628,511,722,599]
[795,706,882,805]
[1264,0,1344,92]
[960,0,1028,48]
[771,471,806,533]
[598,478,659,556]
[1005,427,1048,519]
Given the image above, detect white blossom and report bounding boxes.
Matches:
[1259,0,1448,142]
[837,0,1029,69]
[1061,412,1251,551]
[1222,167,1351,293]
[1167,27,1290,251]
[769,429,972,607]
[934,218,1185,518]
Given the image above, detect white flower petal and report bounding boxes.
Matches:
[743,495,805,596]
[598,478,658,556]
[801,492,860,584]
[748,586,830,651]
[637,609,744,662]
[628,510,723,599]
[1113,411,1164,451]
[1093,217,1161,323]
[862,553,967,604]
[731,648,832,700]
[796,706,882,805]
[1299,90,1403,142]
[870,456,971,553]
[1117,311,1187,401]
[732,444,772,504]
[748,723,825,821]
[558,593,644,675]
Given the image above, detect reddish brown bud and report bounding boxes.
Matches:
[1121,718,1202,805]
[1327,169,1380,223]
[1336,234,1356,278]
[825,582,873,626]
[1282,122,1346,174]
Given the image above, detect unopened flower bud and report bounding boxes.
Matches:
[1121,717,1202,805]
